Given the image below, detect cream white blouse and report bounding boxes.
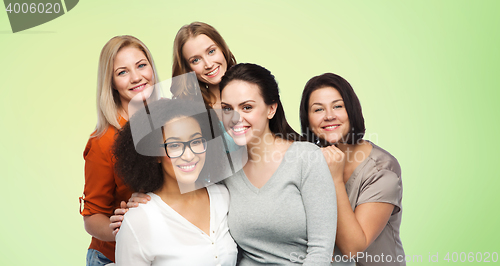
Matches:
[115,184,237,266]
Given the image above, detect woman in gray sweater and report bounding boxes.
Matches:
[219,63,337,265]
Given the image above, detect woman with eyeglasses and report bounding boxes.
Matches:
[113,98,237,265]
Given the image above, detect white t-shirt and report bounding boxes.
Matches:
[115,184,237,266]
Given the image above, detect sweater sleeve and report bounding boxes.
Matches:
[81,132,117,216]
[300,144,337,266]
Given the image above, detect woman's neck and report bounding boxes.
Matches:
[337,142,355,155]
[154,173,200,203]
[246,131,290,164]
[118,100,130,121]
[207,84,221,109]
[337,140,372,181]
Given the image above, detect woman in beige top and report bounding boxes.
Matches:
[299,73,405,266]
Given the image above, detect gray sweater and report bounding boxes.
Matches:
[225,142,337,265]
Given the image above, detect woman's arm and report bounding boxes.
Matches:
[322,145,398,255]
[300,146,337,266]
[84,214,116,242]
[334,180,394,256]
[82,135,119,241]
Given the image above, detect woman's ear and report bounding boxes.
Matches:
[267,103,278,119]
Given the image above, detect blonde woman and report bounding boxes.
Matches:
[80,35,159,266]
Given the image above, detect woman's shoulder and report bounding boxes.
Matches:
[208,184,230,210]
[209,183,229,194]
[86,115,126,145]
[365,141,401,177]
[285,141,320,156]
[123,193,163,224]
[284,141,323,162]
[84,127,118,158]
[88,124,118,143]
[291,140,320,150]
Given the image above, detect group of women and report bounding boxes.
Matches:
[80,22,405,266]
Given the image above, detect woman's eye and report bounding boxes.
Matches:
[167,143,180,149]
[118,70,126,76]
[208,48,216,55]
[334,105,343,109]
[243,105,252,111]
[314,108,323,112]
[138,63,147,68]
[222,106,232,112]
[191,58,200,64]
[191,140,201,145]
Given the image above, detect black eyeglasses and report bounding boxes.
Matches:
[162,137,207,158]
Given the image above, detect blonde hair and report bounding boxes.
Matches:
[172,22,236,106]
[93,35,160,138]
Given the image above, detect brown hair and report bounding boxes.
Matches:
[299,73,365,146]
[172,22,236,106]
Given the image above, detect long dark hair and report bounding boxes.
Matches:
[219,63,303,141]
[299,73,365,146]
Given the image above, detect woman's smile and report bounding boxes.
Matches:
[176,161,199,172]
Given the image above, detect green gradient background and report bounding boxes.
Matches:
[1,1,499,265]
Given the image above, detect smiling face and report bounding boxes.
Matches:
[182,34,227,86]
[160,116,206,185]
[221,80,276,146]
[112,46,154,106]
[308,87,350,144]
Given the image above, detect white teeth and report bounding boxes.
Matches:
[233,127,247,132]
[325,125,338,129]
[179,164,195,170]
[207,67,218,76]
[132,84,145,91]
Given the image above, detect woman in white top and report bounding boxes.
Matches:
[113,98,237,265]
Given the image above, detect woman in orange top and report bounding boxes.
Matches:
[80,35,160,265]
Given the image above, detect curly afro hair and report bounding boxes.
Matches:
[113,98,227,193]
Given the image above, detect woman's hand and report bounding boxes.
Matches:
[110,201,128,236]
[126,192,151,208]
[321,145,345,183]
[109,193,151,236]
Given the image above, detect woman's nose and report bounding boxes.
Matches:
[204,57,214,69]
[181,146,195,161]
[130,70,142,83]
[231,110,242,124]
[324,109,335,121]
